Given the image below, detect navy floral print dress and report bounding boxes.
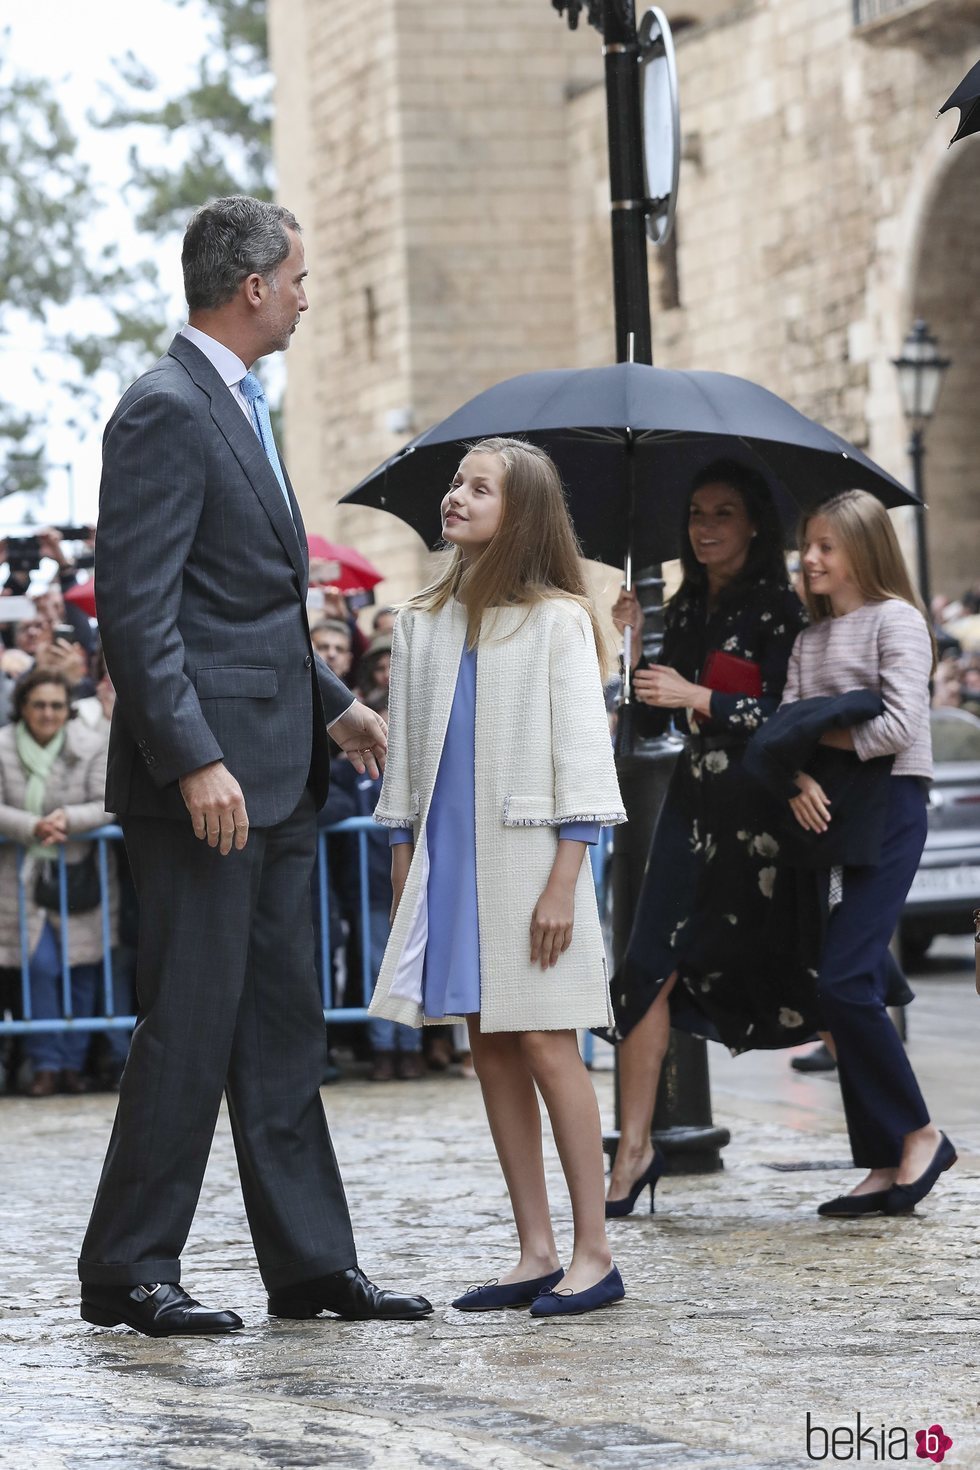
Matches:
[609,575,819,1054]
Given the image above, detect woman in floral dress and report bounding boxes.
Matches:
[605,460,812,1216]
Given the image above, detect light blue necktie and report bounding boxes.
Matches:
[240,371,292,516]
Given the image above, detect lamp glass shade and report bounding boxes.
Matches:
[894,321,949,425]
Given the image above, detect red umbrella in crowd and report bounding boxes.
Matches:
[61,543,383,618]
[306,535,383,593]
[64,580,97,618]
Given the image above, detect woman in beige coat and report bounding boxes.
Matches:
[0,669,117,1095]
[370,438,627,1318]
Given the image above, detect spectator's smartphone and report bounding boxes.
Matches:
[0,595,35,623]
[53,622,78,644]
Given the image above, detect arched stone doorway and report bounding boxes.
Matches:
[910,138,980,598]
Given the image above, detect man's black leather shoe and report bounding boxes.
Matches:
[267,1266,433,1321]
[80,1282,244,1336]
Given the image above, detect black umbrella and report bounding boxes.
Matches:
[341,363,917,570]
[939,60,980,144]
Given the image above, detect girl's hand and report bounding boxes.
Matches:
[789,773,831,833]
[390,841,413,924]
[530,879,575,970]
[634,664,711,716]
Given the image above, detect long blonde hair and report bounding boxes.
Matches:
[800,489,937,670]
[406,437,609,669]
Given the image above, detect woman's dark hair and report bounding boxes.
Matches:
[676,458,788,597]
[13,668,75,723]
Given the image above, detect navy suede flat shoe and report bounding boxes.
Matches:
[451,1269,564,1311]
[817,1190,891,1218]
[529,1265,625,1318]
[885,1132,957,1215]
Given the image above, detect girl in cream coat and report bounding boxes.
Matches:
[370,437,627,1318]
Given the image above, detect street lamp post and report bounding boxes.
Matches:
[552,0,728,1174]
[892,320,951,611]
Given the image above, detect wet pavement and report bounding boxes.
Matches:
[2,937,978,1470]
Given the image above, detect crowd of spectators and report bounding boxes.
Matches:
[309,597,471,1081]
[929,589,980,718]
[0,529,470,1096]
[6,526,973,1099]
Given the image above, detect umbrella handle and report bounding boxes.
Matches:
[621,549,634,704]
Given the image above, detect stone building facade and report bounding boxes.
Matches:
[268,0,980,606]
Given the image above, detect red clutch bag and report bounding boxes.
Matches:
[695,650,763,725]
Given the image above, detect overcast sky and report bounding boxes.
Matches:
[3,1,208,529]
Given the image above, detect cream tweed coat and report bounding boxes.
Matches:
[369,596,625,1033]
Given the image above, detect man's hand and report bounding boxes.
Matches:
[331,701,388,779]
[179,760,249,855]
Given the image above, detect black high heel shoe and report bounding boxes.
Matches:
[605,1149,665,1218]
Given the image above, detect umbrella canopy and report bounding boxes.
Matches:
[306,535,383,592]
[341,364,916,567]
[64,580,97,619]
[939,60,980,144]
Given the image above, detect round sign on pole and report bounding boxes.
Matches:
[638,7,680,246]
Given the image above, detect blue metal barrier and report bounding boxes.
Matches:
[0,821,614,1052]
[1,826,124,1036]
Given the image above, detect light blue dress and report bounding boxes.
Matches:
[390,646,597,1019]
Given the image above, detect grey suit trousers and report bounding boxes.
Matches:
[78,789,356,1290]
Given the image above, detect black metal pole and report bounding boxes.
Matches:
[909,428,930,609]
[600,0,652,367]
[553,0,728,1174]
[600,0,726,1172]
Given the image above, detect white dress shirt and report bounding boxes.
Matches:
[179,323,255,421]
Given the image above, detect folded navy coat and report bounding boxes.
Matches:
[744,691,894,868]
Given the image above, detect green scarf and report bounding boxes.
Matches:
[16,721,67,860]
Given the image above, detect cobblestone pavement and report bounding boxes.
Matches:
[2,940,978,1470]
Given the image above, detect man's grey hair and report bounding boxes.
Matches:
[182,195,301,312]
[311,618,353,645]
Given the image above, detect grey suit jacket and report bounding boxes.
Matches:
[95,334,353,827]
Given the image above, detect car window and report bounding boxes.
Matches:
[931,709,980,763]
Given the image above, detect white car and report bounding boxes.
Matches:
[901,708,980,966]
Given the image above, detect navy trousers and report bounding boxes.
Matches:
[817,777,930,1169]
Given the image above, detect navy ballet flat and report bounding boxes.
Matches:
[529,1265,625,1318]
[885,1133,957,1215]
[605,1149,665,1218]
[817,1190,891,1218]
[451,1269,564,1311]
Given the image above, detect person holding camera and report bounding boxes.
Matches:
[0,669,117,1095]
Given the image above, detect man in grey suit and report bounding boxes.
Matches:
[78,197,431,1335]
